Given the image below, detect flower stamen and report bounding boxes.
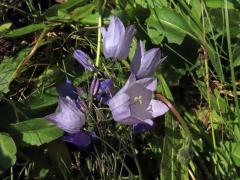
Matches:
[134,96,143,104]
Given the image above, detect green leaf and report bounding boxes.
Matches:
[158,75,188,179]
[224,141,240,167]
[71,4,95,21]
[205,0,234,9]
[191,0,201,21]
[25,88,58,111]
[0,48,31,93]
[79,13,99,25]
[1,24,47,38]
[233,45,240,67]
[0,133,17,170]
[0,23,12,32]
[11,118,63,146]
[45,0,85,16]
[147,7,195,44]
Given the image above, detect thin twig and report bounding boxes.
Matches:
[155,93,191,136]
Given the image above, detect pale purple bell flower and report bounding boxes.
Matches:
[108,74,169,127]
[45,97,86,134]
[73,49,95,72]
[131,41,167,79]
[101,16,135,60]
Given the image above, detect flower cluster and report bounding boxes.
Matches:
[45,80,95,150]
[45,16,168,149]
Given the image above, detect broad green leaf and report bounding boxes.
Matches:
[25,88,58,111]
[0,48,31,93]
[44,0,85,17]
[205,0,234,9]
[158,75,188,179]
[0,133,17,170]
[224,141,240,167]
[147,7,195,44]
[0,23,12,32]
[210,9,240,38]
[71,4,95,21]
[1,24,47,38]
[11,118,63,146]
[79,13,99,25]
[191,0,201,21]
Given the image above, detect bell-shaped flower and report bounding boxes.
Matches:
[133,122,155,135]
[131,41,167,79]
[62,131,96,150]
[108,74,169,128]
[45,97,86,134]
[101,16,135,60]
[57,79,78,100]
[73,49,95,72]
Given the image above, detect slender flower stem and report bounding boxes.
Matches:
[155,93,191,137]
[201,0,217,150]
[12,28,48,81]
[95,136,134,177]
[95,0,102,67]
[130,144,143,180]
[224,0,240,119]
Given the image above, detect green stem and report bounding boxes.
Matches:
[95,0,102,67]
[96,136,134,177]
[224,0,240,119]
[201,0,217,150]
[10,167,13,180]
[131,143,143,180]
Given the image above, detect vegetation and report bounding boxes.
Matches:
[0,0,239,179]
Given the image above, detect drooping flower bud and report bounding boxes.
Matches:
[90,77,100,96]
[73,49,95,72]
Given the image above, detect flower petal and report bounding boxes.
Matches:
[136,78,157,91]
[108,93,131,122]
[117,25,135,59]
[101,27,107,38]
[45,97,86,134]
[62,131,95,150]
[125,83,152,120]
[136,48,160,78]
[90,77,100,96]
[57,80,78,100]
[131,41,144,75]
[120,116,142,125]
[73,49,95,72]
[103,16,125,58]
[100,79,112,93]
[133,120,154,134]
[148,99,169,118]
[116,73,136,95]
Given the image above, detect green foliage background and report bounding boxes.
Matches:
[0,0,240,179]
